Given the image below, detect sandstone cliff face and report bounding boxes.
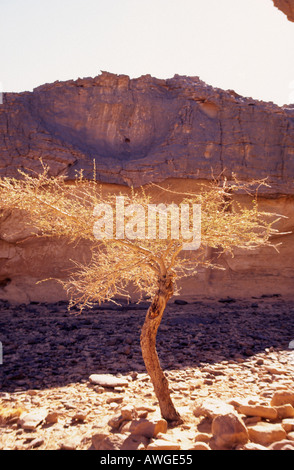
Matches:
[0,73,294,303]
[273,0,294,21]
[1,73,294,191]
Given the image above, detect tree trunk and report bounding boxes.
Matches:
[140,274,182,423]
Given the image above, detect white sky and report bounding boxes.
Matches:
[0,0,294,105]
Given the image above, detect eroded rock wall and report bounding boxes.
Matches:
[0,73,293,303]
[273,0,294,21]
[1,73,294,191]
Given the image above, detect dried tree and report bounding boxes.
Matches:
[0,167,283,423]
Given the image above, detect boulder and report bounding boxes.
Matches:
[274,404,294,419]
[121,418,167,438]
[108,405,137,430]
[247,422,287,446]
[270,390,294,407]
[92,432,148,450]
[211,413,249,449]
[193,399,236,419]
[272,0,294,22]
[236,404,278,420]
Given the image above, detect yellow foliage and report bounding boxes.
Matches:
[0,164,285,309]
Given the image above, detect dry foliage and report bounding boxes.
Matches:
[0,165,284,309]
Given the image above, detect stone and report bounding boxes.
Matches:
[190,442,211,450]
[194,432,211,443]
[45,411,59,424]
[108,413,125,431]
[72,410,88,422]
[272,0,294,22]
[89,374,129,388]
[147,439,181,450]
[59,436,81,450]
[236,442,269,450]
[243,416,261,426]
[270,390,294,407]
[121,434,149,450]
[27,437,44,449]
[92,432,148,451]
[91,432,109,450]
[108,405,137,430]
[121,418,167,438]
[281,418,294,432]
[211,413,249,449]
[274,404,294,419]
[18,409,47,430]
[269,439,294,450]
[247,422,287,446]
[193,399,236,419]
[237,404,278,420]
[120,405,137,421]
[265,366,289,375]
[106,396,124,405]
[255,358,264,366]
[92,433,126,451]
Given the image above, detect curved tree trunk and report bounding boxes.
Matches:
[140,274,182,423]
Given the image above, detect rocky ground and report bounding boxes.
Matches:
[0,295,294,450]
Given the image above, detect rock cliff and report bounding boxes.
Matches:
[273,0,294,21]
[1,73,294,191]
[0,73,294,303]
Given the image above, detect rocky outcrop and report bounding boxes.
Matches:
[273,0,294,21]
[0,72,294,191]
[0,73,294,302]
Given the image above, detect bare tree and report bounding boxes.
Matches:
[0,167,283,423]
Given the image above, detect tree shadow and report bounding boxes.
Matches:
[0,297,293,393]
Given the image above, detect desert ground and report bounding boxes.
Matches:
[0,294,294,450]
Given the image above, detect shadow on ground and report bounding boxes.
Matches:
[0,296,293,393]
